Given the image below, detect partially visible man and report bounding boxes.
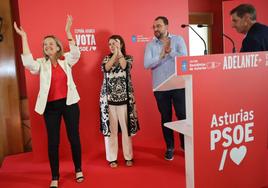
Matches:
[230,4,268,52]
[144,16,187,161]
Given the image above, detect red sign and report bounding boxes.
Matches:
[174,52,268,188]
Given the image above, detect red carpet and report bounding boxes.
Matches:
[1,147,268,188]
[0,146,186,188]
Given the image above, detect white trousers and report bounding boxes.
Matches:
[104,104,133,162]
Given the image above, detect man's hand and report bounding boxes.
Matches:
[160,37,171,59]
[163,37,171,53]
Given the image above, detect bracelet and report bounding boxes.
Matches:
[68,38,73,41]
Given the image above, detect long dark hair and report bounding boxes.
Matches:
[108,35,126,57]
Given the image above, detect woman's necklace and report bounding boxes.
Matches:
[51,58,58,68]
[52,63,57,68]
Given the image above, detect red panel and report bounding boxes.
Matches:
[18,0,189,161]
[177,52,268,187]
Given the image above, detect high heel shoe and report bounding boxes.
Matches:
[125,159,134,167]
[50,180,58,188]
[75,171,84,183]
[109,160,118,168]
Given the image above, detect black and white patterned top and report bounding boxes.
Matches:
[99,54,139,136]
[104,56,130,105]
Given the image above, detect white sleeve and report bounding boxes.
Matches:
[65,44,81,67]
[21,54,41,74]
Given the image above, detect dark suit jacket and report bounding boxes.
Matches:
[240,22,268,52]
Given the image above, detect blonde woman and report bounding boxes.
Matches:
[14,15,84,188]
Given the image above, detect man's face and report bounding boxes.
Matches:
[231,13,249,34]
[153,19,168,39]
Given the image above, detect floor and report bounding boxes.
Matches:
[0,146,186,188]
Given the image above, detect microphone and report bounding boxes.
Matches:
[181,24,208,55]
[222,33,236,53]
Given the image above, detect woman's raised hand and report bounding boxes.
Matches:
[13,22,31,55]
[65,15,73,34]
[14,22,27,38]
[65,15,75,45]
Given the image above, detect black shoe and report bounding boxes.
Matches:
[125,159,134,167]
[109,160,118,168]
[165,149,174,161]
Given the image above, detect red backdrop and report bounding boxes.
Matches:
[17,0,189,161]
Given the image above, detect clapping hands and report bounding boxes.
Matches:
[160,37,171,59]
[163,37,171,53]
[114,39,122,57]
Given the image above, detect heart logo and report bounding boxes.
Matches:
[91,46,96,51]
[230,146,247,165]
